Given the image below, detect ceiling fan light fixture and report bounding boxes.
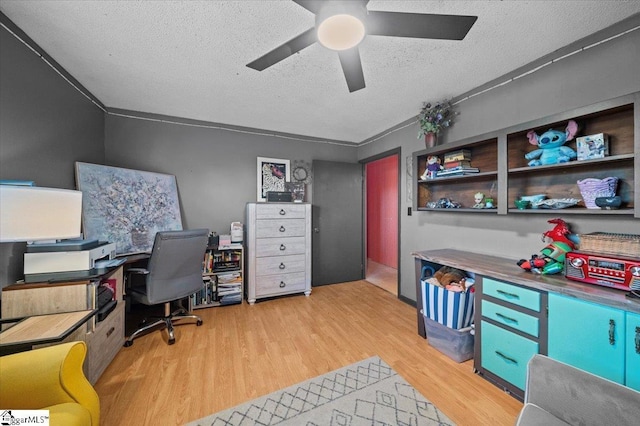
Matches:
[317,14,365,51]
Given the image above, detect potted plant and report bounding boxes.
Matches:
[417,99,456,148]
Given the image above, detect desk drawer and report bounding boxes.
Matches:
[256,255,306,275]
[483,278,540,311]
[255,237,306,257]
[482,300,539,337]
[86,302,125,384]
[255,272,307,297]
[255,204,307,219]
[481,320,538,391]
[256,219,306,238]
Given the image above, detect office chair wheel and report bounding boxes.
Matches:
[124,340,133,347]
[197,320,203,326]
[168,338,175,345]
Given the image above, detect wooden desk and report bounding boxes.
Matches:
[0,310,95,355]
[1,266,125,384]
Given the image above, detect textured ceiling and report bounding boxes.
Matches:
[1,1,639,144]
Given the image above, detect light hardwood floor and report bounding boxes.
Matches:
[96,281,522,425]
[366,259,398,295]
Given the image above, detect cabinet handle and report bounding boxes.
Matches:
[609,319,616,345]
[495,312,518,324]
[635,326,640,354]
[280,244,286,251]
[279,209,286,215]
[106,326,115,337]
[495,351,518,364]
[279,263,285,270]
[279,281,286,288]
[496,289,520,299]
[279,226,286,232]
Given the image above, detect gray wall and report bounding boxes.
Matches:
[104,113,357,235]
[358,23,640,302]
[0,24,105,285]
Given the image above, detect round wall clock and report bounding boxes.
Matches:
[292,161,312,184]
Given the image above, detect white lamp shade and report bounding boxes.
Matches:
[0,186,83,242]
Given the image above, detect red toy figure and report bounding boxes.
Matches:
[518,218,577,275]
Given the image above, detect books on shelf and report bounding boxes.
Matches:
[444,149,471,163]
[437,166,480,177]
[442,160,472,169]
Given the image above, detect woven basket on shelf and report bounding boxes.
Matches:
[576,177,618,209]
[579,232,640,258]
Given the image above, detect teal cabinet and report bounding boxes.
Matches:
[626,311,640,391]
[548,293,625,384]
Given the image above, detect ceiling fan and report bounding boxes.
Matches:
[247,0,477,92]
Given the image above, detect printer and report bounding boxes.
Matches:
[24,239,116,275]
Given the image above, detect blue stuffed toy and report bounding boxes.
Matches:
[525,120,578,166]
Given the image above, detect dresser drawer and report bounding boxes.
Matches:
[256,219,306,238]
[86,302,125,384]
[481,320,539,391]
[255,204,307,219]
[255,236,306,257]
[482,300,539,337]
[482,278,541,311]
[256,254,306,275]
[255,272,307,297]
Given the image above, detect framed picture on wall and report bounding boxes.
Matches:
[75,162,183,255]
[257,157,290,202]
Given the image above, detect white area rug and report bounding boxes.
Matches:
[187,356,454,426]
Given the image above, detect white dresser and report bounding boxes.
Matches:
[246,202,312,304]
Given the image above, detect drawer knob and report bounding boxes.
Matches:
[280,244,286,251]
[495,350,518,365]
[106,326,115,337]
[279,281,286,288]
[279,226,286,232]
[497,289,520,299]
[279,262,285,270]
[609,319,616,345]
[279,209,286,215]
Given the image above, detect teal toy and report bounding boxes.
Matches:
[525,120,578,166]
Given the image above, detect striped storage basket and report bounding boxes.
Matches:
[421,278,475,330]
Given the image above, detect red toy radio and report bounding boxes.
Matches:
[565,251,640,291]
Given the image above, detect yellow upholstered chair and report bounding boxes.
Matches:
[0,341,100,426]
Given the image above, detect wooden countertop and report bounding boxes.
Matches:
[0,309,95,345]
[412,249,640,314]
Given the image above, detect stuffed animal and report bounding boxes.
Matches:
[525,120,578,166]
[421,155,443,179]
[433,266,467,290]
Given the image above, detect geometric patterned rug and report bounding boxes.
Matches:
[186,356,455,426]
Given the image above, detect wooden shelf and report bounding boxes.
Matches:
[413,92,638,217]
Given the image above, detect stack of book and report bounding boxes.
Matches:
[217,272,242,305]
[438,149,479,177]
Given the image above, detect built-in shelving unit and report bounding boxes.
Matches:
[413,92,638,217]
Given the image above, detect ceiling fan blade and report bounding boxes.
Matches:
[293,0,370,14]
[367,11,477,40]
[338,48,365,93]
[247,28,317,71]
[292,0,322,14]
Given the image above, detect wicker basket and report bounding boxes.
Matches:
[576,177,618,209]
[579,232,640,258]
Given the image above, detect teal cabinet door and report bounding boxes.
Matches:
[626,311,640,391]
[548,293,625,384]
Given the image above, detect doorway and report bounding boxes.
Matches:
[364,150,399,296]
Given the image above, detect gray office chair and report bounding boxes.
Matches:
[124,228,209,346]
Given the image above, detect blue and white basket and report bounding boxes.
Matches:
[421,277,475,330]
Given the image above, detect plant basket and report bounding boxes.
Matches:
[576,177,618,209]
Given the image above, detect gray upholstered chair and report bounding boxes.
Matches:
[124,228,209,346]
[516,354,640,426]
